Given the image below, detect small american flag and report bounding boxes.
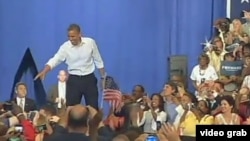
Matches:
[103,76,122,110]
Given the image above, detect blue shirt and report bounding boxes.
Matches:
[164,101,178,124]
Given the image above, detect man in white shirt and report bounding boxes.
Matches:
[14,82,37,113]
[35,24,106,109]
[47,70,67,108]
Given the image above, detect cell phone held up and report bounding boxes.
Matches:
[36,124,47,132]
[146,134,158,141]
[27,111,36,121]
[14,125,23,133]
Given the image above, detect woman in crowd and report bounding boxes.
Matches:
[178,94,198,141]
[137,94,167,134]
[190,54,218,98]
[230,19,249,44]
[214,95,240,125]
[235,87,250,124]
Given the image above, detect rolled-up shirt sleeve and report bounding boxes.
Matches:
[92,40,104,69]
[46,44,67,69]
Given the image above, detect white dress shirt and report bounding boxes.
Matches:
[16,97,25,111]
[58,81,66,108]
[46,37,104,76]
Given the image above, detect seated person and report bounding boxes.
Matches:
[13,82,37,113]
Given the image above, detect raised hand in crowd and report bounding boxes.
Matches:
[86,105,98,119]
[144,96,152,109]
[87,106,104,141]
[162,123,181,141]
[49,116,60,123]
[0,111,13,118]
[122,95,134,103]
[177,85,186,97]
[114,102,124,113]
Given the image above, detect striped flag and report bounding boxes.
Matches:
[227,0,250,19]
[103,76,122,110]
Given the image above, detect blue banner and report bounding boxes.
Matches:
[220,61,243,76]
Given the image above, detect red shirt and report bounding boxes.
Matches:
[21,120,36,141]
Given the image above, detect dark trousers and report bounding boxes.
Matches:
[66,73,99,109]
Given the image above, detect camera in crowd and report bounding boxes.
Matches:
[36,124,47,132]
[27,111,37,121]
[6,125,23,141]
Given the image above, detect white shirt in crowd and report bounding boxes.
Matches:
[46,37,104,76]
[137,109,167,131]
[190,65,218,86]
[58,81,66,108]
[173,105,185,128]
[16,97,25,111]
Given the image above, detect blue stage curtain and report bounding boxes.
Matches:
[0,0,226,103]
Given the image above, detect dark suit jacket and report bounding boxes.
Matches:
[47,85,59,104]
[14,97,37,113]
[47,84,67,104]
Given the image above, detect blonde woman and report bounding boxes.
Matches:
[226,19,249,44]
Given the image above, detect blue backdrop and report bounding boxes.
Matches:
[0,0,226,105]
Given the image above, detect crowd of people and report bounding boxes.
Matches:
[0,12,250,141]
